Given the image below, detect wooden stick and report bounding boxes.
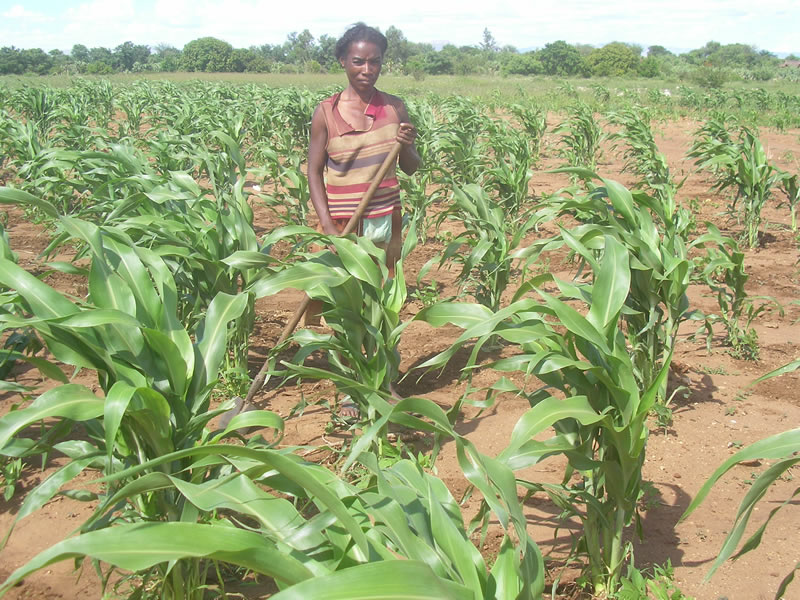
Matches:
[221,141,403,427]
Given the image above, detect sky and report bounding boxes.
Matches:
[2,0,798,56]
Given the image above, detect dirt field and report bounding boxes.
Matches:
[1,116,799,599]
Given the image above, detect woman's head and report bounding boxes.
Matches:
[335,23,388,61]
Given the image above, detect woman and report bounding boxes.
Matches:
[305,23,421,414]
[306,22,420,282]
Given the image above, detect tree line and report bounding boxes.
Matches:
[1,27,797,83]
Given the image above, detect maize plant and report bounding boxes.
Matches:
[232,225,415,426]
[3,183,267,384]
[692,223,781,360]
[400,97,445,243]
[10,86,62,144]
[2,399,548,600]
[686,111,739,179]
[778,172,799,232]
[508,100,547,163]
[416,232,669,595]
[720,129,785,248]
[521,173,697,401]
[485,120,535,214]
[432,96,492,185]
[690,122,784,248]
[607,106,684,218]
[554,104,605,174]
[0,218,283,598]
[425,184,538,313]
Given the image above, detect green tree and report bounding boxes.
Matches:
[285,29,314,65]
[683,41,721,65]
[70,43,90,63]
[452,46,486,75]
[48,49,69,73]
[638,56,661,78]
[314,34,338,70]
[480,28,498,53]
[585,42,640,77]
[230,48,259,72]
[19,48,53,74]
[647,45,672,57]
[88,46,114,67]
[113,41,151,71]
[150,44,181,71]
[0,47,23,74]
[503,52,542,75]
[415,49,454,75]
[538,40,586,76]
[384,26,412,72]
[181,37,233,71]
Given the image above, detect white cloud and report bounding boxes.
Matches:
[3,4,47,19]
[64,0,135,24]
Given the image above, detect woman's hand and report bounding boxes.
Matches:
[397,122,417,146]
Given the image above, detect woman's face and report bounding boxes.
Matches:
[340,40,383,94]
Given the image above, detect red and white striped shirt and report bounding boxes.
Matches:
[319,90,401,220]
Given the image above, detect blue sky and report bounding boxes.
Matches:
[2,0,798,55]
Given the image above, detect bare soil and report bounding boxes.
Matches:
[2,117,799,599]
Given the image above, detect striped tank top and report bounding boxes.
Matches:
[320,90,401,220]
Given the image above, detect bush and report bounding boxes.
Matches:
[586,42,640,77]
[503,53,542,76]
[85,61,113,75]
[303,59,322,73]
[638,56,661,78]
[689,66,729,88]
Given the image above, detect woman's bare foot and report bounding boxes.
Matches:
[336,385,405,424]
[339,398,360,420]
[389,382,403,403]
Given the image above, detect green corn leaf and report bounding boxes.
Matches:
[0,187,59,218]
[752,359,800,385]
[126,388,173,457]
[330,236,383,289]
[102,236,164,327]
[706,459,800,580]
[2,454,99,549]
[0,384,103,450]
[682,428,800,521]
[602,178,637,226]
[269,560,473,600]
[0,257,79,320]
[586,236,630,337]
[222,250,279,269]
[141,328,189,399]
[0,351,68,384]
[489,535,522,600]
[538,290,611,355]
[251,262,349,298]
[90,444,376,562]
[210,409,284,444]
[168,474,327,554]
[499,396,606,466]
[102,381,137,468]
[414,302,493,329]
[192,291,249,394]
[0,522,317,594]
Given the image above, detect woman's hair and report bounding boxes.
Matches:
[335,23,388,60]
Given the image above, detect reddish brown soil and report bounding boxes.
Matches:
[1,117,799,599]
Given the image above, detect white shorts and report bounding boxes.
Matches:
[361,213,393,245]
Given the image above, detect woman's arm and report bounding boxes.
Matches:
[307,105,339,235]
[395,100,421,176]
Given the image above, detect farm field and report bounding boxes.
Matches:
[0,76,799,599]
